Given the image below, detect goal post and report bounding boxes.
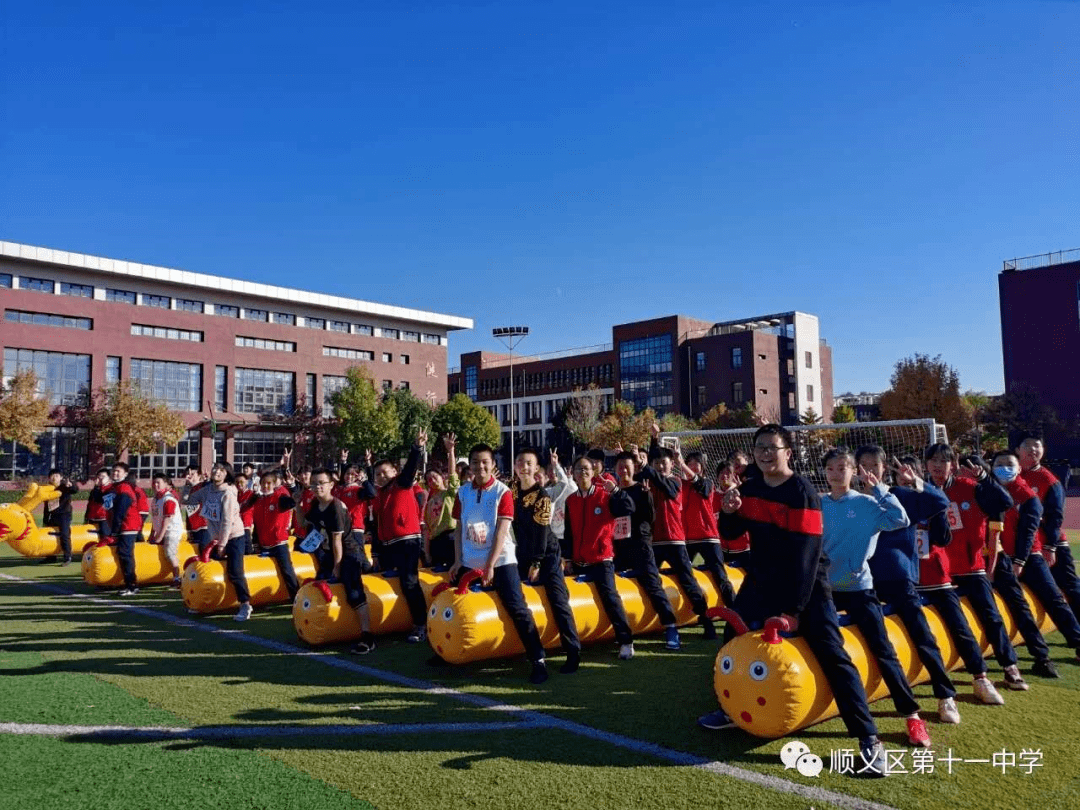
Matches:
[660,419,949,492]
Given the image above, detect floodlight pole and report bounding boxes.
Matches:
[492,326,529,470]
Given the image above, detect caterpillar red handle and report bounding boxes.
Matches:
[706,606,749,636]
[182,555,199,570]
[454,568,484,594]
[198,544,214,563]
[762,616,793,645]
[315,581,334,603]
[431,581,452,599]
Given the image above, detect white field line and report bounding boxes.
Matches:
[0,573,898,810]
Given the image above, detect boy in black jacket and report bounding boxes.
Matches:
[43,468,79,565]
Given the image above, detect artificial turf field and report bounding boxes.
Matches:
[2,536,1079,810]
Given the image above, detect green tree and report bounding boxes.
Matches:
[0,369,52,453]
[595,401,653,449]
[699,402,730,429]
[330,367,399,459]
[800,407,822,425]
[832,403,857,424]
[878,353,975,441]
[88,379,187,457]
[383,388,434,459]
[430,394,501,456]
[981,384,1060,449]
[563,385,605,448]
[659,412,698,433]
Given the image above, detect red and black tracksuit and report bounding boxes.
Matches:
[372,445,426,627]
[109,480,144,589]
[85,482,112,541]
[615,483,678,628]
[683,476,736,607]
[252,485,299,599]
[186,482,211,553]
[238,488,257,553]
[1022,465,1080,618]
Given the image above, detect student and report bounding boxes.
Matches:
[149,471,184,587]
[372,430,428,642]
[182,465,212,555]
[183,462,251,621]
[586,448,617,486]
[456,459,472,488]
[423,434,460,568]
[125,473,150,544]
[234,472,258,554]
[713,461,750,569]
[635,425,718,639]
[820,448,932,747]
[857,447,964,722]
[613,451,682,650]
[84,467,113,541]
[241,462,257,492]
[109,463,144,597]
[290,465,315,540]
[1016,433,1080,619]
[923,444,1029,690]
[989,450,1080,676]
[563,454,637,659]
[307,467,374,654]
[252,469,300,601]
[42,468,78,565]
[544,447,577,558]
[680,451,736,608]
[450,443,548,684]
[703,425,888,778]
[513,446,582,673]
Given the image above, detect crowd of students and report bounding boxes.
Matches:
[38,425,1079,777]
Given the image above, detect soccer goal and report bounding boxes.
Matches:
[659,419,949,492]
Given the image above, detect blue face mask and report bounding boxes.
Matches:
[992,466,1019,483]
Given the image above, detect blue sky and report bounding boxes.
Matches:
[3,1,1077,395]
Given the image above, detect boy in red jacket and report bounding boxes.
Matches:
[234,472,258,554]
[563,454,637,659]
[680,451,736,608]
[252,469,300,600]
[109,463,144,596]
[84,468,112,542]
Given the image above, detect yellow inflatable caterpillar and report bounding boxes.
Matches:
[181,547,318,613]
[425,565,745,664]
[711,584,1055,739]
[293,569,452,645]
[0,484,100,557]
[80,538,197,587]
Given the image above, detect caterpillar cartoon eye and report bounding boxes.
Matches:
[188,570,198,581]
[429,605,438,618]
[302,599,311,610]
[749,660,769,681]
[442,607,454,621]
[719,655,734,674]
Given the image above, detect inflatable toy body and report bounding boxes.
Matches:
[182,550,318,613]
[293,569,452,645]
[81,539,197,587]
[712,585,1055,739]
[426,566,744,664]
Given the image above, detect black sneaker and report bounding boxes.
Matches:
[350,633,376,655]
[118,587,139,597]
[1032,659,1060,679]
[701,618,718,640]
[529,660,549,684]
[60,558,72,567]
[559,652,581,674]
[697,708,736,730]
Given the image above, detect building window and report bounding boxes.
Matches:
[697,385,707,409]
[0,426,89,480]
[759,388,768,395]
[306,317,326,330]
[400,354,410,365]
[618,334,674,413]
[215,366,227,411]
[758,353,767,360]
[806,384,814,402]
[401,330,420,343]
[323,346,374,361]
[129,359,202,411]
[788,392,796,410]
[128,429,201,480]
[19,276,54,293]
[176,298,204,313]
[353,323,373,336]
[398,381,410,390]
[59,282,93,298]
[131,324,203,342]
[382,352,392,363]
[732,382,744,404]
[234,368,295,415]
[273,312,296,325]
[382,328,400,340]
[0,273,12,288]
[216,304,240,318]
[322,374,348,417]
[731,347,743,369]
[329,320,350,333]
[235,336,296,352]
[244,308,269,322]
[422,333,440,345]
[695,352,706,372]
[231,431,295,467]
[4,348,91,406]
[5,310,92,330]
[805,351,813,369]
[305,373,316,416]
[106,356,121,384]
[143,294,171,309]
[382,380,393,392]
[465,366,477,400]
[106,288,136,304]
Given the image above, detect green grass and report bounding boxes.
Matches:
[3,536,1080,809]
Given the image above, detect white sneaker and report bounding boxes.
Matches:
[937,697,961,724]
[234,603,253,622]
[973,676,1005,705]
[618,643,634,660]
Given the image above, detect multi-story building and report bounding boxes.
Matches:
[1,241,472,478]
[998,247,1080,458]
[834,392,882,422]
[448,311,832,467]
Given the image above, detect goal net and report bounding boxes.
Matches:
[659,419,949,492]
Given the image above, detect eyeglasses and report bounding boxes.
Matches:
[753,444,787,456]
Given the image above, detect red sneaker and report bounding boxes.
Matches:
[906,716,931,748]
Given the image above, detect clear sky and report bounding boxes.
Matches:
[3,1,1077,395]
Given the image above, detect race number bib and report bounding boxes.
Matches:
[103,493,115,511]
[945,502,963,531]
[47,499,60,512]
[916,528,931,559]
[298,528,324,553]
[201,500,222,523]
[467,521,489,549]
[613,515,631,541]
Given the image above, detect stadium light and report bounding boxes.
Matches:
[492,326,530,466]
